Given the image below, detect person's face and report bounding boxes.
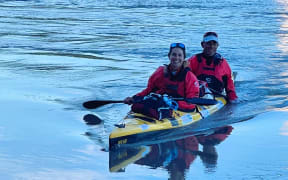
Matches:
[201,40,218,56]
[169,47,184,70]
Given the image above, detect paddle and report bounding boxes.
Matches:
[83,97,217,109]
[183,97,217,105]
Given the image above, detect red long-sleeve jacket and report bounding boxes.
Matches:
[135,65,199,111]
[187,54,237,100]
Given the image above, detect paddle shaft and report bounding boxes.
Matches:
[83,97,217,109]
[83,100,124,109]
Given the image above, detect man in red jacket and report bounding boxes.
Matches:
[187,32,238,102]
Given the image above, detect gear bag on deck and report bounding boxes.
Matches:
[131,93,178,120]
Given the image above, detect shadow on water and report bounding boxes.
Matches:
[108,125,233,178]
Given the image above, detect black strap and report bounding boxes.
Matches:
[196,53,202,63]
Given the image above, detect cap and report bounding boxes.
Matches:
[203,35,218,43]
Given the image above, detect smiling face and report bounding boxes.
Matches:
[168,47,185,71]
[201,40,219,57]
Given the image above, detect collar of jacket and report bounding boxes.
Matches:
[163,64,190,81]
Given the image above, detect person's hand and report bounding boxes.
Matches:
[124,97,134,105]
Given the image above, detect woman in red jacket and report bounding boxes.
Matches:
[187,32,238,102]
[124,43,199,119]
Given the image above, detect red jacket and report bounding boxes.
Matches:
[187,53,237,100]
[136,65,199,111]
[175,136,199,169]
[197,126,233,146]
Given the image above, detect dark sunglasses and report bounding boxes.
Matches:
[170,43,185,49]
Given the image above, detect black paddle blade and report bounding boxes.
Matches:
[185,98,218,105]
[83,100,124,109]
[83,114,102,125]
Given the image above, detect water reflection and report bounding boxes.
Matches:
[109,126,233,179]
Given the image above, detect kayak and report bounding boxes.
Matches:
[108,72,237,150]
[109,95,227,150]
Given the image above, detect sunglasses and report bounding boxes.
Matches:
[170,43,185,49]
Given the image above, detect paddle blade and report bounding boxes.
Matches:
[185,98,218,105]
[83,114,103,125]
[83,100,124,109]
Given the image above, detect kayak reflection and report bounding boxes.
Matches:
[109,126,233,177]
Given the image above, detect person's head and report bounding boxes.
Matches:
[168,43,186,71]
[201,32,219,57]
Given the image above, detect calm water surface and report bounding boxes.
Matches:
[0,0,288,179]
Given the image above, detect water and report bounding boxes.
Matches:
[0,0,288,179]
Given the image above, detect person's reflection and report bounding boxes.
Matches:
[109,125,233,179]
[197,125,233,171]
[165,136,199,180]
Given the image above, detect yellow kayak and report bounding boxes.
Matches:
[109,96,227,150]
